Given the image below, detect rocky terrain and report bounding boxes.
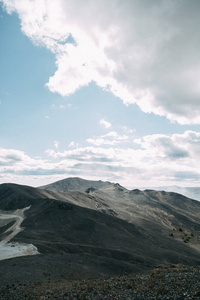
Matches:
[1,265,200,299]
[0,177,200,298]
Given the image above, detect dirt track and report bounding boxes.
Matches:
[0,206,39,261]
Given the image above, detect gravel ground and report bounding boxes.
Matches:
[1,265,200,299]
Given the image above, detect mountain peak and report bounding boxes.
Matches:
[39,177,114,192]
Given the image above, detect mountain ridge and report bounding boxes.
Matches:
[39,176,124,192]
[1,177,200,286]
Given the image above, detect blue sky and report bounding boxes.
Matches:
[1,0,200,188]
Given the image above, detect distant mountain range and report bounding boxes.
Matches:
[1,177,200,286]
[153,185,200,202]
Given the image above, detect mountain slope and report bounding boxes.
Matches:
[40,181,200,252]
[0,183,47,210]
[1,178,200,286]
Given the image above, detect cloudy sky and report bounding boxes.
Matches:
[1,0,200,188]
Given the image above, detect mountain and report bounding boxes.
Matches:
[0,183,47,210]
[1,178,200,287]
[39,177,117,192]
[153,185,200,202]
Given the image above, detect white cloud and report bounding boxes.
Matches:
[87,131,129,146]
[1,130,200,187]
[45,130,200,187]
[68,141,79,148]
[2,0,200,124]
[100,119,111,129]
[0,147,50,177]
[87,138,113,147]
[103,131,128,140]
[122,126,135,134]
[68,141,75,148]
[134,131,200,161]
[54,140,59,149]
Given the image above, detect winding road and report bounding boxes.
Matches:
[0,206,39,261]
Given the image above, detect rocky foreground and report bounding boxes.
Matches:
[1,265,200,299]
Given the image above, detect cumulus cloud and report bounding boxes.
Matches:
[54,140,59,149]
[2,0,200,124]
[68,141,75,148]
[0,148,25,166]
[0,146,74,186]
[45,130,200,187]
[68,141,79,148]
[122,126,135,134]
[134,131,200,161]
[0,147,49,176]
[1,130,200,187]
[87,131,129,146]
[100,119,111,129]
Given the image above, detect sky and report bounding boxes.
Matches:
[1,0,200,189]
